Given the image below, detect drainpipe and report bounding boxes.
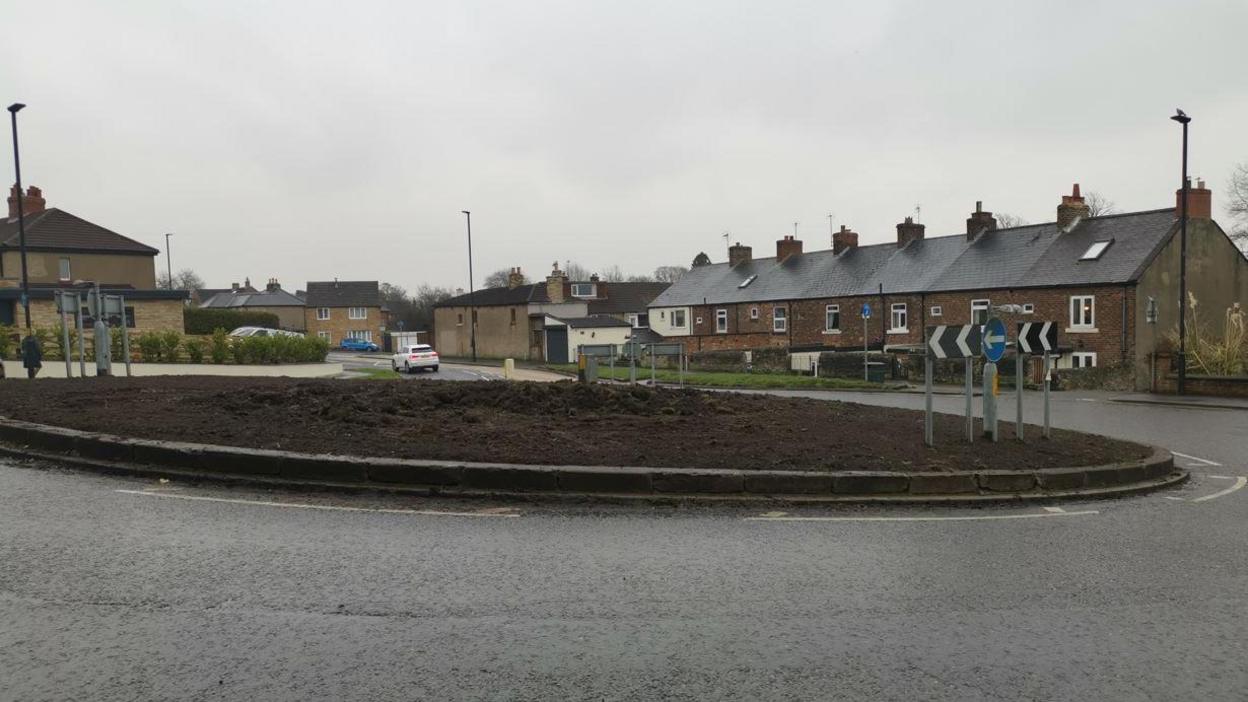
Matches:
[878,283,885,353]
[1120,287,1127,364]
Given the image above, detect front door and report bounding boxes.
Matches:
[546,326,569,364]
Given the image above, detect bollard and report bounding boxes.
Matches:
[503,358,515,380]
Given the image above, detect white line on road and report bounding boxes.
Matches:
[1171,452,1222,466]
[1163,496,1186,501]
[1192,476,1247,503]
[1042,506,1066,513]
[745,510,1098,523]
[115,490,521,517]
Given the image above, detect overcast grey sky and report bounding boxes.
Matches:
[4,1,1246,292]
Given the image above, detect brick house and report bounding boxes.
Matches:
[434,265,669,361]
[200,278,307,331]
[649,184,1248,389]
[304,280,386,345]
[0,185,187,331]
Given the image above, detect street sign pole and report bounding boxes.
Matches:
[1016,352,1025,441]
[964,357,973,443]
[75,294,87,378]
[862,303,871,381]
[120,296,132,377]
[650,350,656,385]
[1042,353,1051,439]
[983,362,998,442]
[58,295,72,378]
[924,351,934,447]
[679,350,685,388]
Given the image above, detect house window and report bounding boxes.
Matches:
[81,306,136,328]
[750,307,759,320]
[510,308,517,326]
[348,307,367,320]
[773,307,787,333]
[1080,240,1113,261]
[695,317,703,325]
[457,313,464,326]
[1022,303,1035,315]
[825,304,840,332]
[971,299,990,325]
[1070,295,1095,330]
[317,331,330,340]
[671,309,686,328]
[889,303,908,332]
[571,283,596,298]
[58,257,71,281]
[930,305,943,317]
[1071,352,1097,368]
[715,309,728,333]
[317,307,330,321]
[348,330,372,342]
[738,275,757,289]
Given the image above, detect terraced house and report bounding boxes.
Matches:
[304,280,386,345]
[649,184,1248,390]
[0,185,187,330]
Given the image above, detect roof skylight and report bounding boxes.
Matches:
[1079,239,1113,261]
[738,274,758,288]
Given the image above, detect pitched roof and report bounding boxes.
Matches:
[304,280,381,308]
[437,283,550,307]
[549,315,634,329]
[436,281,669,310]
[650,209,1179,307]
[201,288,306,309]
[587,282,670,315]
[0,209,160,255]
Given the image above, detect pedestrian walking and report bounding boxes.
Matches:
[21,334,42,379]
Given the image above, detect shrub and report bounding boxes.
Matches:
[210,328,229,364]
[185,337,206,364]
[1167,295,1247,376]
[184,308,280,335]
[0,325,16,360]
[159,330,182,362]
[137,332,163,362]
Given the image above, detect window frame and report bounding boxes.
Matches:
[715,308,728,334]
[824,304,841,333]
[772,306,787,333]
[971,299,991,325]
[348,307,367,320]
[317,331,330,340]
[930,305,943,317]
[750,307,759,320]
[317,307,331,321]
[1071,351,1097,368]
[58,257,71,281]
[1079,240,1113,261]
[1069,295,1096,330]
[1022,303,1035,315]
[570,283,596,298]
[889,303,908,333]
[671,309,687,329]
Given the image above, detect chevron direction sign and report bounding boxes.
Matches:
[1017,321,1058,354]
[926,324,983,359]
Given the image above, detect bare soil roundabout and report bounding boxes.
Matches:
[0,377,1148,473]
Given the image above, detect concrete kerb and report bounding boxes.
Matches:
[0,417,1184,504]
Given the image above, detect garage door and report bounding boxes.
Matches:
[546,326,568,364]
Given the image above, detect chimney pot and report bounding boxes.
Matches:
[1178,179,1212,220]
[8,183,46,218]
[897,217,926,247]
[728,241,753,267]
[1057,183,1091,230]
[776,235,803,260]
[966,201,998,240]
[832,226,859,255]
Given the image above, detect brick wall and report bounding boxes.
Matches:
[304,306,385,346]
[28,298,184,333]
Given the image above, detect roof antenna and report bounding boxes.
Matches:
[722,231,730,246]
[827,213,835,237]
[914,204,921,224]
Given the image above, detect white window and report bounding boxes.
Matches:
[773,307,787,333]
[317,331,330,340]
[1080,240,1113,261]
[930,305,943,317]
[1022,303,1035,314]
[738,275,757,289]
[715,309,728,333]
[695,317,703,325]
[971,299,990,325]
[825,304,840,332]
[58,257,71,281]
[1069,295,1095,330]
[750,307,759,320]
[571,283,596,298]
[889,303,907,332]
[671,309,686,328]
[348,307,367,320]
[317,307,330,321]
[348,330,372,342]
[1071,352,1097,368]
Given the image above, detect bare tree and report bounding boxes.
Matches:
[563,260,591,281]
[626,274,656,282]
[482,267,527,288]
[1227,162,1248,248]
[157,268,207,291]
[598,264,626,282]
[993,213,1029,229]
[653,265,688,283]
[1085,191,1119,217]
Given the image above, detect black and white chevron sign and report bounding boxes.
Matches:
[926,325,982,359]
[1017,321,1058,354]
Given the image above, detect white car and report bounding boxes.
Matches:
[392,344,439,373]
[228,326,304,338]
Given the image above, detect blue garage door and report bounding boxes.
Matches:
[546,327,568,364]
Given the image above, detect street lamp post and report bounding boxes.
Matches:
[164,233,174,289]
[461,210,476,362]
[1170,108,1191,395]
[7,103,31,331]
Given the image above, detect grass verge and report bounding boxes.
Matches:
[545,364,900,390]
[350,367,402,380]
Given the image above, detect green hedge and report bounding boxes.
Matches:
[184,308,281,335]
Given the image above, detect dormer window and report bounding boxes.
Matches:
[737,275,757,289]
[1079,240,1113,261]
[571,283,596,298]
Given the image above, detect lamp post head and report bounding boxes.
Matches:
[1170,108,1191,125]
[7,103,25,114]
[461,210,470,216]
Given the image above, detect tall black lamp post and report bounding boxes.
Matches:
[461,210,476,362]
[164,233,174,289]
[1170,108,1191,395]
[7,102,31,331]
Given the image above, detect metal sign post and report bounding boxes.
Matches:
[965,358,973,442]
[927,324,983,445]
[981,318,1007,443]
[119,296,132,377]
[1018,322,1058,441]
[623,341,641,384]
[55,291,77,378]
[1016,351,1025,441]
[647,343,685,387]
[75,292,87,378]
[1042,354,1051,439]
[923,351,934,446]
[861,303,871,381]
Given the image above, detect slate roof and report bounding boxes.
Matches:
[587,282,670,315]
[0,209,160,255]
[437,281,669,311]
[304,281,382,308]
[650,209,1179,307]
[201,288,306,309]
[548,315,633,329]
[438,283,551,307]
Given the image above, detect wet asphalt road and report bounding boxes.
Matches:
[1,392,1245,700]
[330,351,499,382]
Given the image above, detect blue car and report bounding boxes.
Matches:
[340,338,380,352]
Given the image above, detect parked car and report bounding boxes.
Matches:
[228,326,304,338]
[340,337,380,352]
[392,344,439,373]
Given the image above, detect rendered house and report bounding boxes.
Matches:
[304,280,386,345]
[0,185,187,330]
[649,184,1248,390]
[434,265,668,360]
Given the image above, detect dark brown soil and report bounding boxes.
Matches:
[0,377,1150,472]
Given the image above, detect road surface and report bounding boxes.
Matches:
[329,352,564,382]
[1,388,1245,700]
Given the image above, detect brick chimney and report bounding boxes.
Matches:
[266,278,280,292]
[776,235,803,261]
[546,262,567,303]
[231,282,241,292]
[966,201,996,240]
[1177,178,1211,220]
[507,267,525,289]
[728,242,753,267]
[896,217,925,247]
[7,184,46,219]
[832,225,858,255]
[1057,184,1090,230]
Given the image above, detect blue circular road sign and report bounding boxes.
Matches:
[861,303,871,319]
[982,317,1007,362]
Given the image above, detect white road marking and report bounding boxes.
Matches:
[746,510,1098,523]
[1042,506,1065,513]
[1076,398,1097,403]
[115,490,521,517]
[758,511,789,518]
[1171,452,1222,467]
[1163,496,1186,501]
[1192,476,1247,503]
